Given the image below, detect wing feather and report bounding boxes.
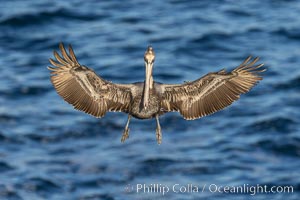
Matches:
[160,56,266,120]
[48,43,133,118]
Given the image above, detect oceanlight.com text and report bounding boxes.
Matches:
[124,183,294,196]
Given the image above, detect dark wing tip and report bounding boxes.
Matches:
[59,42,64,49]
[235,56,267,74]
[49,42,80,71]
[68,44,79,65]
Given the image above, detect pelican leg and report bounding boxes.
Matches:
[121,115,131,142]
[155,115,162,144]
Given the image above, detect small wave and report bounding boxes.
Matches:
[155,73,182,80]
[225,9,252,17]
[137,27,154,35]
[274,75,300,90]
[75,177,124,188]
[0,8,107,27]
[0,85,50,98]
[190,32,232,44]
[19,86,51,96]
[150,35,182,43]
[49,148,77,156]
[255,139,300,157]
[120,16,141,24]
[0,161,14,172]
[0,114,20,123]
[137,158,176,176]
[19,177,62,197]
[244,116,297,133]
[169,164,219,175]
[0,184,21,200]
[272,27,300,40]
[24,131,81,144]
[78,194,115,200]
[188,32,236,52]
[26,159,72,166]
[25,118,122,144]
[0,129,23,144]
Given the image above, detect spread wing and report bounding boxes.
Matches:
[159,56,266,120]
[48,43,134,118]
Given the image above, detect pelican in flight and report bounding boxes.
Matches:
[48,43,265,144]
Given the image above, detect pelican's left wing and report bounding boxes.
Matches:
[48,43,134,118]
[159,56,266,120]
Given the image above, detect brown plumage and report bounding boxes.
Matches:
[48,43,266,144]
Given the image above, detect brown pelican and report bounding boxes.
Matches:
[48,43,266,144]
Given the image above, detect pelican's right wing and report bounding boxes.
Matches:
[48,43,133,118]
[159,56,266,120]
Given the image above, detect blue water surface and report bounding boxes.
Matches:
[0,0,299,199]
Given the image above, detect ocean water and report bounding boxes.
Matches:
[0,0,299,199]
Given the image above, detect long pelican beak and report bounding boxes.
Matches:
[143,61,153,108]
[143,46,155,109]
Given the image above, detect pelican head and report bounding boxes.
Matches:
[143,46,155,109]
[144,46,155,64]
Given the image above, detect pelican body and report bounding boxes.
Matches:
[48,43,265,144]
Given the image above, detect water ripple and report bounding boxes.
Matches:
[0,0,299,199]
[245,116,297,133]
[0,8,109,27]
